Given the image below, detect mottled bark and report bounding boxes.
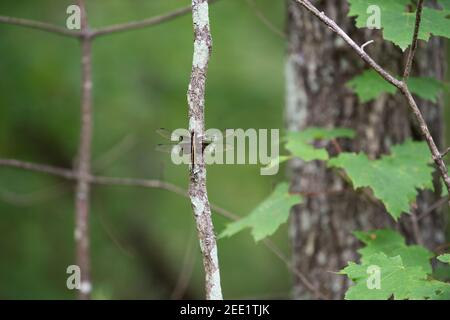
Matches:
[187,0,223,300]
[286,0,447,299]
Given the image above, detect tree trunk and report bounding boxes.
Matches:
[286,0,447,299]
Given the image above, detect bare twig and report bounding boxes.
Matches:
[433,242,450,254]
[441,147,450,158]
[0,1,220,39]
[410,206,424,245]
[93,134,136,171]
[399,85,450,197]
[261,238,326,299]
[330,138,343,154]
[97,204,135,258]
[0,15,81,38]
[171,231,197,299]
[91,5,191,38]
[74,0,93,300]
[418,196,449,221]
[187,0,223,300]
[0,159,76,179]
[245,0,286,38]
[91,175,187,197]
[360,40,374,52]
[294,0,450,200]
[0,158,186,197]
[403,0,424,80]
[0,182,67,207]
[91,0,218,38]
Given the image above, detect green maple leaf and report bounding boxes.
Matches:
[408,280,450,300]
[407,77,444,103]
[263,155,292,171]
[328,140,434,220]
[265,128,355,169]
[347,70,397,103]
[343,229,450,300]
[354,229,433,273]
[285,128,355,161]
[342,253,428,300]
[348,0,450,51]
[348,70,444,103]
[219,183,302,241]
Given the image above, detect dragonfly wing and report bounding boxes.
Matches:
[156,128,173,140]
[204,143,233,155]
[156,143,192,154]
[156,128,190,142]
[180,143,192,155]
[156,144,175,153]
[204,129,234,143]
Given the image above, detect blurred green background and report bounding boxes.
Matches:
[0,0,289,299]
[0,0,449,300]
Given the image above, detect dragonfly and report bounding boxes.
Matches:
[156,128,233,166]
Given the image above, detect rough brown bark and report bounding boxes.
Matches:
[286,0,447,299]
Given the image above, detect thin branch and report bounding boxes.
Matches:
[91,0,218,39]
[294,0,402,89]
[418,196,449,221]
[403,0,424,80]
[433,242,450,254]
[441,146,450,158]
[171,231,197,299]
[0,158,187,196]
[0,159,76,179]
[187,0,223,300]
[93,134,136,171]
[74,0,93,300]
[91,175,188,198]
[399,85,450,197]
[261,238,327,299]
[0,1,220,39]
[245,0,286,38]
[410,206,424,245]
[0,15,81,38]
[0,158,338,203]
[97,203,135,258]
[91,5,190,38]
[330,138,343,154]
[294,0,450,200]
[0,182,67,207]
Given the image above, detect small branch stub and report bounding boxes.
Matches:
[361,40,374,52]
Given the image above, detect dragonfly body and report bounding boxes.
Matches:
[156,128,232,168]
